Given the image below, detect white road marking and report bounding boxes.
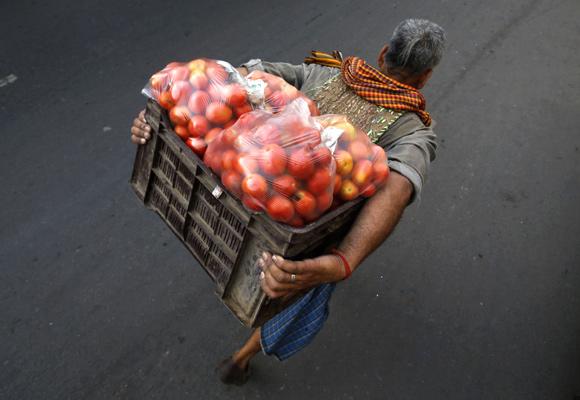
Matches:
[0,74,18,88]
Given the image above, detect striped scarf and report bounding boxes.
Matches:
[305,51,431,126]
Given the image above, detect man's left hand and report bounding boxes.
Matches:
[258,252,345,299]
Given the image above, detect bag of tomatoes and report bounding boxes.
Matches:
[142,58,263,158]
[205,98,390,228]
[142,60,321,161]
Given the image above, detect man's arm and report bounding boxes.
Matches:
[258,171,413,298]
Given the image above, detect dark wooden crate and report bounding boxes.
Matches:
[130,99,364,327]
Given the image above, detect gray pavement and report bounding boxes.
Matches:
[1,0,579,399]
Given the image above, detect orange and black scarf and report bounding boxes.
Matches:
[305,50,431,126]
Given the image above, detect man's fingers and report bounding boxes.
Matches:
[138,109,146,121]
[131,135,147,145]
[272,255,310,275]
[268,263,296,284]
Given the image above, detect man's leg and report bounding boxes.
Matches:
[217,327,261,385]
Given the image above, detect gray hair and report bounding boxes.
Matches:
[385,19,447,75]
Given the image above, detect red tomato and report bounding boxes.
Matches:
[168,66,190,82]
[169,106,191,126]
[293,190,316,218]
[185,137,207,157]
[371,144,387,163]
[149,72,168,95]
[163,62,181,71]
[158,91,175,110]
[339,179,359,201]
[189,71,209,90]
[267,91,286,110]
[187,59,207,73]
[273,175,297,197]
[288,148,314,180]
[221,170,242,197]
[241,174,268,200]
[221,150,238,171]
[307,168,332,195]
[205,127,222,144]
[348,141,371,160]
[236,154,259,175]
[234,103,253,117]
[312,147,332,167]
[221,127,239,146]
[333,174,342,195]
[352,159,373,188]
[242,195,263,212]
[296,127,321,147]
[206,65,228,83]
[206,102,233,125]
[188,91,211,114]
[224,84,248,107]
[174,125,189,141]
[266,195,295,223]
[287,214,305,228]
[372,161,390,185]
[187,115,210,137]
[254,124,281,145]
[360,183,377,198]
[170,81,192,104]
[316,191,333,213]
[259,144,287,176]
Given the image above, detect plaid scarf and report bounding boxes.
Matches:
[305,51,431,126]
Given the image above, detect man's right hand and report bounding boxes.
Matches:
[130,110,152,144]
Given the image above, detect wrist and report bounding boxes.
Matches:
[331,249,352,281]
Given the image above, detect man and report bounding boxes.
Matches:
[131,18,446,385]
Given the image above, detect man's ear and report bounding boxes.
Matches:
[416,68,433,89]
[377,44,389,69]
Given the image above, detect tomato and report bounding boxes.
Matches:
[187,59,207,73]
[221,127,239,146]
[288,148,314,180]
[273,175,297,197]
[187,115,210,137]
[206,102,233,125]
[348,141,370,161]
[149,72,168,95]
[163,62,181,71]
[267,91,286,110]
[371,144,387,163]
[158,91,175,110]
[316,191,333,213]
[307,168,332,195]
[174,125,189,141]
[352,159,373,188]
[280,83,299,100]
[339,179,359,201]
[293,190,316,218]
[372,161,390,185]
[221,170,242,197]
[189,72,208,90]
[185,137,207,157]
[360,183,377,198]
[254,124,281,145]
[334,121,356,142]
[224,84,248,107]
[266,195,295,223]
[207,84,225,102]
[169,106,191,126]
[205,127,222,144]
[334,150,353,176]
[221,150,238,171]
[223,120,235,129]
[287,214,305,228]
[188,91,211,114]
[242,195,263,212]
[236,154,259,175]
[170,81,192,105]
[168,66,190,82]
[258,144,287,176]
[333,174,342,195]
[206,64,228,83]
[312,147,332,167]
[241,174,268,200]
[234,103,253,117]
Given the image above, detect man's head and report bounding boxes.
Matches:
[378,19,446,89]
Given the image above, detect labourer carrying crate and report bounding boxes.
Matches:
[130,18,446,385]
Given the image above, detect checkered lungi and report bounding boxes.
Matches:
[260,283,336,361]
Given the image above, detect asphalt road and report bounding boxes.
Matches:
[1,0,579,399]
